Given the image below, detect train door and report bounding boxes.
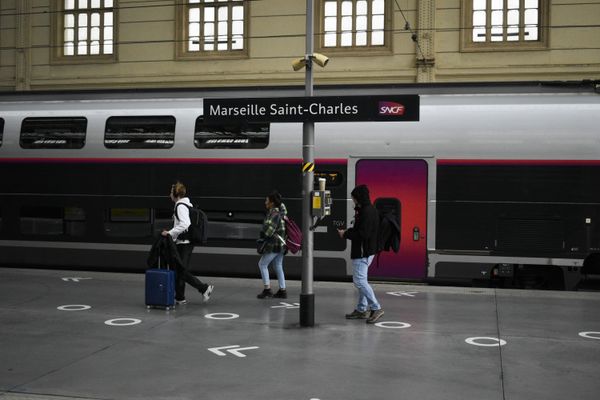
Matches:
[355,159,428,280]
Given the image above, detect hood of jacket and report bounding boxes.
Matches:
[176,197,193,207]
[351,185,371,207]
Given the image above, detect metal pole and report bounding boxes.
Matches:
[300,0,315,327]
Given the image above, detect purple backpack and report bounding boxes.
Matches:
[284,216,302,254]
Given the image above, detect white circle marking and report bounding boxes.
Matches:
[375,321,412,329]
[465,337,507,347]
[104,318,142,326]
[205,313,240,320]
[579,331,600,340]
[57,304,91,311]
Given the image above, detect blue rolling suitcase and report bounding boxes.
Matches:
[145,259,175,310]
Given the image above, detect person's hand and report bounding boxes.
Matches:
[161,230,169,237]
[337,228,345,239]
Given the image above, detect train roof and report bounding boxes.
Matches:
[0,80,598,102]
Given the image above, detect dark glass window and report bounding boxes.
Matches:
[314,171,344,188]
[0,118,4,147]
[104,208,152,238]
[20,117,87,149]
[20,206,86,236]
[105,116,175,149]
[194,117,269,149]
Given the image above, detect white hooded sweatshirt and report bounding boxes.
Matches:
[169,197,193,244]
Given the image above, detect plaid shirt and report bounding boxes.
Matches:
[260,203,287,253]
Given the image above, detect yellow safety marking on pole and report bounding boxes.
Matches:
[302,162,315,172]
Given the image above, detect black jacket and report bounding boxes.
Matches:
[344,185,379,259]
[147,235,184,270]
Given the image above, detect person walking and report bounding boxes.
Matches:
[162,181,214,305]
[337,184,384,324]
[256,191,288,299]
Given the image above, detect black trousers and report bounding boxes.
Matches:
[175,243,207,301]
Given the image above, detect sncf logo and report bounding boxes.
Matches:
[378,101,405,116]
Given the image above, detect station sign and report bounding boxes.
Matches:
[203,95,419,123]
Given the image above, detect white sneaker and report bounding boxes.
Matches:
[175,299,188,305]
[203,285,214,302]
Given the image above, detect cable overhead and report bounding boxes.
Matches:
[393,0,426,61]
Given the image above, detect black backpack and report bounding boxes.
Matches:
[175,203,208,245]
[374,198,401,254]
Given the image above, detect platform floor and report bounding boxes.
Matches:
[1,267,599,400]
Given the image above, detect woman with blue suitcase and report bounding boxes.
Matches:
[162,181,214,305]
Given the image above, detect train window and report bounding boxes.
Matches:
[105,208,152,238]
[20,117,87,149]
[314,171,344,188]
[104,116,175,149]
[0,118,4,147]
[194,117,269,149]
[19,206,86,236]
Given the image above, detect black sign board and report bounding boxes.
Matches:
[203,95,419,123]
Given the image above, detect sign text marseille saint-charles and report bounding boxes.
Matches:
[202,95,420,123]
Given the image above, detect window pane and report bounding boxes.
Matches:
[104,0,113,7]
[204,7,215,21]
[79,27,88,40]
[372,0,385,14]
[473,10,486,26]
[190,8,200,23]
[232,5,243,20]
[356,16,367,31]
[324,16,336,32]
[491,0,504,10]
[356,0,367,15]
[525,0,538,8]
[104,12,113,26]
[324,32,336,47]
[78,41,88,55]
[104,39,113,54]
[372,15,384,30]
[20,117,87,149]
[104,26,113,40]
[190,22,200,37]
[507,9,519,25]
[91,0,100,8]
[91,12,100,27]
[473,26,486,42]
[65,0,75,10]
[79,0,88,9]
[491,10,503,26]
[232,20,243,36]
[341,1,352,16]
[341,31,352,46]
[189,37,200,51]
[524,8,538,24]
[90,41,100,54]
[218,6,228,21]
[232,35,243,50]
[195,118,269,149]
[372,30,384,45]
[324,1,337,17]
[65,42,75,55]
[341,16,352,31]
[65,14,75,28]
[525,24,538,40]
[508,0,520,9]
[204,22,215,37]
[104,116,175,149]
[65,28,74,41]
[91,26,100,40]
[356,31,367,46]
[79,14,88,27]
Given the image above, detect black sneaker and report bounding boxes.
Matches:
[257,289,273,299]
[366,309,385,324]
[273,289,287,299]
[345,309,369,319]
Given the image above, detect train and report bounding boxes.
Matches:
[1,82,599,290]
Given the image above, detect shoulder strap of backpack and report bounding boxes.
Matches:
[174,202,190,222]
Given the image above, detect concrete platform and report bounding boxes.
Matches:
[1,267,599,400]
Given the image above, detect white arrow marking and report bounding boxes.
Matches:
[62,277,92,282]
[271,302,300,309]
[386,291,418,297]
[208,345,259,358]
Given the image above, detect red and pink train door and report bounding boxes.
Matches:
[355,159,428,280]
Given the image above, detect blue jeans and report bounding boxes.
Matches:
[258,251,286,289]
[352,256,381,312]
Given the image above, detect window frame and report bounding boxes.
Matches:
[20,117,87,150]
[194,117,270,150]
[316,0,393,55]
[51,0,118,64]
[460,0,549,52]
[176,0,249,60]
[104,116,176,150]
